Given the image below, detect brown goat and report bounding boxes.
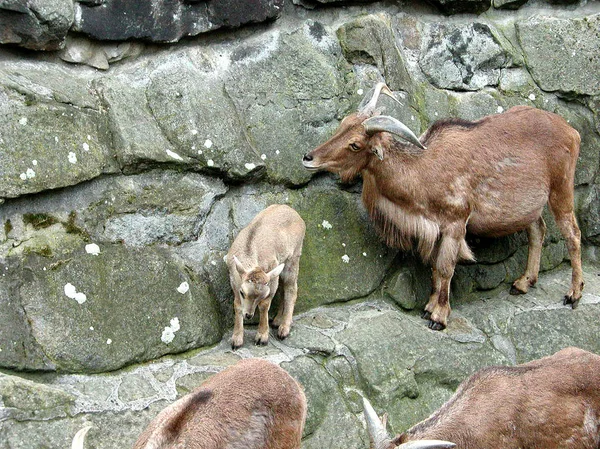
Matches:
[362,347,600,449]
[227,204,306,349]
[72,358,307,449]
[303,83,584,330]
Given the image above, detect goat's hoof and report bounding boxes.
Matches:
[254,338,268,346]
[564,295,580,309]
[421,310,432,320]
[231,343,243,351]
[428,320,446,331]
[509,285,526,295]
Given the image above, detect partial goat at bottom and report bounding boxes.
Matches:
[363,347,600,449]
[72,358,307,449]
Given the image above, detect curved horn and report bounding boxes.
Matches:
[363,396,392,449]
[358,82,402,117]
[397,440,456,449]
[72,425,92,449]
[363,115,426,150]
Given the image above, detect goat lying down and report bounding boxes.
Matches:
[303,82,584,330]
[363,347,600,449]
[72,358,307,449]
[227,204,305,349]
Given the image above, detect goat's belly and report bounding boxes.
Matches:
[467,209,543,238]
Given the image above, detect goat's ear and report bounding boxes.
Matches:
[233,256,247,276]
[267,263,285,280]
[372,144,385,161]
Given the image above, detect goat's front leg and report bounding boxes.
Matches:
[276,262,299,340]
[231,296,245,350]
[425,224,467,330]
[255,298,272,346]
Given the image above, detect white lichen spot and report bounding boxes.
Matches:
[210,260,217,266]
[245,163,256,171]
[54,136,59,143]
[107,339,112,345]
[87,135,91,141]
[261,154,267,160]
[275,150,280,155]
[26,168,35,179]
[64,283,87,304]
[497,106,504,113]
[32,160,38,166]
[83,142,90,152]
[161,317,181,344]
[321,220,332,230]
[357,88,364,95]
[207,159,214,167]
[411,115,415,121]
[362,252,367,257]
[68,152,77,164]
[191,129,198,135]
[19,117,28,125]
[223,254,228,262]
[177,282,189,294]
[166,149,184,161]
[528,93,536,101]
[85,243,101,256]
[19,173,27,181]
[90,326,94,331]
[341,254,350,263]
[204,139,213,148]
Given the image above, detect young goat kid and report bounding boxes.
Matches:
[227,204,305,349]
[303,82,583,330]
[72,358,307,449]
[363,347,600,449]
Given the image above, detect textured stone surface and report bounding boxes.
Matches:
[517,14,600,96]
[419,22,511,91]
[0,0,73,50]
[427,0,492,15]
[73,0,284,42]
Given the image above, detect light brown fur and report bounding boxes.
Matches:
[372,348,600,449]
[227,205,306,348]
[133,359,307,449]
[304,98,583,330]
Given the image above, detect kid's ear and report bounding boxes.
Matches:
[233,256,247,276]
[267,263,285,280]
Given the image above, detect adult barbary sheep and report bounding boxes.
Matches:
[72,358,307,449]
[227,204,305,349]
[362,347,600,449]
[303,82,583,330]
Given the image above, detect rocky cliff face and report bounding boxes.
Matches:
[0,0,599,447]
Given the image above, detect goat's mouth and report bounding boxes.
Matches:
[302,160,321,171]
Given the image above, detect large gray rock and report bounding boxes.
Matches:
[1,244,222,373]
[0,0,73,50]
[427,0,492,14]
[73,0,284,43]
[419,22,511,91]
[0,65,118,200]
[517,14,600,96]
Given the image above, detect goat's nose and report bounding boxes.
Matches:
[244,313,253,320]
[303,153,313,162]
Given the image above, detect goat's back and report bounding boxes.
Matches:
[405,347,600,449]
[133,358,307,449]
[228,204,306,267]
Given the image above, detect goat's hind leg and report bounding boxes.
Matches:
[274,259,300,340]
[510,216,546,295]
[422,268,441,321]
[555,211,584,308]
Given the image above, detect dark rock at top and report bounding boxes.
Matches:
[427,0,492,15]
[73,0,284,43]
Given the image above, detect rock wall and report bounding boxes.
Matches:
[0,0,599,447]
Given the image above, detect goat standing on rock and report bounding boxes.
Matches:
[227,204,305,349]
[362,347,600,449]
[303,82,584,330]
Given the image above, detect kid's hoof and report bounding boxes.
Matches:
[421,310,432,320]
[231,343,243,351]
[564,295,580,309]
[509,285,526,296]
[254,338,268,346]
[428,320,446,331]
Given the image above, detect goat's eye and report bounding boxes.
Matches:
[349,142,361,152]
[239,290,245,299]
